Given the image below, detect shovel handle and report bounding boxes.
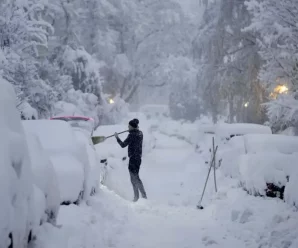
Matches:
[105,130,129,139]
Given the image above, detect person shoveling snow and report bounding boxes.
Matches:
[114,119,147,202]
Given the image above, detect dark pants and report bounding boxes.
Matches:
[128,156,147,200]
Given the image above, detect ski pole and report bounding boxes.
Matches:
[197,145,218,210]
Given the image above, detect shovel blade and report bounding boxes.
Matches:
[92,136,106,145]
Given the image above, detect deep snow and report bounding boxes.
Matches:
[33,131,298,248]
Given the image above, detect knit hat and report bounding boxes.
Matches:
[129,118,139,128]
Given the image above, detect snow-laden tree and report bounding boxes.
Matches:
[162,55,200,121]
[245,0,298,131]
[0,0,56,118]
[97,0,191,104]
[192,0,265,123]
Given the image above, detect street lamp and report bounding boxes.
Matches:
[244,102,249,108]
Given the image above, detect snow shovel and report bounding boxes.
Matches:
[92,130,129,145]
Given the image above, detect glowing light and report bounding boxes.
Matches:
[109,98,114,104]
[270,84,289,99]
[244,102,249,108]
[276,85,288,94]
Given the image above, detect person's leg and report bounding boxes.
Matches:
[129,170,139,201]
[137,174,147,199]
[133,157,147,199]
[129,158,140,201]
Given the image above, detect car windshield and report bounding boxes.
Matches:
[51,117,94,134]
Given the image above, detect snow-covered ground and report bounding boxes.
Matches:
[33,127,298,248]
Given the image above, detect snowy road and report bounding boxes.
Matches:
[35,133,298,248]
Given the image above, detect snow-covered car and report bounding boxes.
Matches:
[218,132,298,178]
[0,79,43,248]
[215,123,272,142]
[23,130,61,224]
[22,120,88,205]
[213,124,272,177]
[243,133,298,154]
[50,115,107,193]
[239,152,298,206]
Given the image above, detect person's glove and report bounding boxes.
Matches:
[114,132,119,139]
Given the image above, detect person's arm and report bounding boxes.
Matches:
[116,133,131,148]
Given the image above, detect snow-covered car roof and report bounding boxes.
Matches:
[50,116,95,135]
[50,115,94,121]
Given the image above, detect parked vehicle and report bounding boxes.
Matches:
[22,120,87,205]
[50,115,107,194]
[23,130,61,224]
[0,79,43,248]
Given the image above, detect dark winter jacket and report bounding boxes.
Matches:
[116,129,143,158]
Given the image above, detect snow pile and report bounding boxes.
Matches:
[244,134,298,154]
[23,130,61,224]
[0,77,35,247]
[239,153,298,200]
